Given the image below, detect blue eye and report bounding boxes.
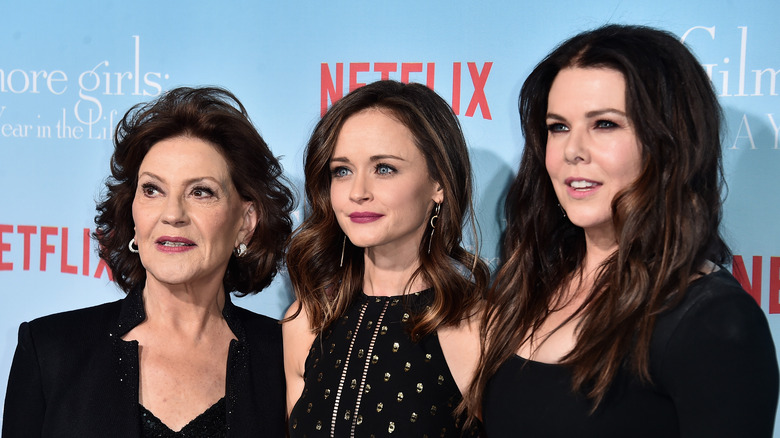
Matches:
[331,166,350,178]
[375,163,396,175]
[595,120,618,129]
[547,123,568,133]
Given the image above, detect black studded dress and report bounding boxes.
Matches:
[289,289,475,437]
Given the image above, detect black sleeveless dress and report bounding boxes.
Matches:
[289,290,475,437]
[482,270,779,437]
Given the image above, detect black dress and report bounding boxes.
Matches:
[289,290,474,437]
[482,270,779,437]
[140,398,226,437]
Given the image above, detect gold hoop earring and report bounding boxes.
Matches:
[428,203,440,254]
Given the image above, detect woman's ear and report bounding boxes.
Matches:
[432,183,444,205]
[236,202,258,246]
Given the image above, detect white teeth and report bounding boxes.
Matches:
[570,180,597,189]
[161,241,191,247]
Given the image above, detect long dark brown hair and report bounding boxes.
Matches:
[286,80,489,338]
[467,24,730,417]
[94,86,294,295]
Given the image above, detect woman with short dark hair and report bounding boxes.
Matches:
[3,87,293,437]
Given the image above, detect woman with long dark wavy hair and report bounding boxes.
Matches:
[467,25,778,436]
[284,80,489,437]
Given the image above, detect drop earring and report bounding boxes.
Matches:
[428,203,440,254]
[557,203,567,218]
[339,235,346,268]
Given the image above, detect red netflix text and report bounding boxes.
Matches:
[320,62,493,119]
[732,255,780,313]
[0,224,113,280]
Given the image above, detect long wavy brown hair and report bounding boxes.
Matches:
[286,80,489,339]
[94,87,294,295]
[466,24,731,418]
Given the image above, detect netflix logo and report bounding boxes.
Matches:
[320,62,493,119]
[0,224,112,280]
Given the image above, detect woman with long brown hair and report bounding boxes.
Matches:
[284,80,488,437]
[469,25,778,436]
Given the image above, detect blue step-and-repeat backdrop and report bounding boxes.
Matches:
[1,0,778,431]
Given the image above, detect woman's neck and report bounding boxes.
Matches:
[141,278,228,338]
[582,227,618,274]
[361,246,427,296]
[555,229,617,306]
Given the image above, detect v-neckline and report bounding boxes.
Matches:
[139,397,226,435]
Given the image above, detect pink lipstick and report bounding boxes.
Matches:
[155,236,196,253]
[349,212,384,224]
[564,177,602,199]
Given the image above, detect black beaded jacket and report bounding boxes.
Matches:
[2,288,286,438]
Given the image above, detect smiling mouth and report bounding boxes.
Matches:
[568,180,600,190]
[159,241,195,247]
[155,236,196,248]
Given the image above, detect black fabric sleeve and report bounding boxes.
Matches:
[660,288,779,437]
[2,322,46,438]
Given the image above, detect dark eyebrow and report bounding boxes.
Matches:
[329,154,406,164]
[585,108,626,118]
[546,108,627,121]
[138,172,223,187]
[369,154,404,162]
